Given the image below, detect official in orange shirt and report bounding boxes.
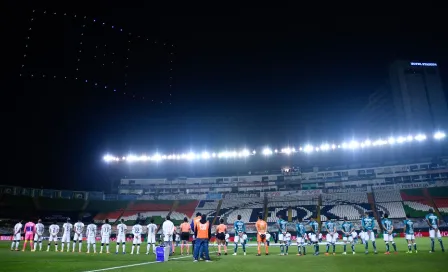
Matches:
[179,217,191,255]
[216,219,228,256]
[256,214,269,256]
[193,214,211,262]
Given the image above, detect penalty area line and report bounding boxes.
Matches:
[82,251,217,272]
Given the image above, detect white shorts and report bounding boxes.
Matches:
[296,237,305,244]
[61,234,71,243]
[278,233,286,242]
[87,236,96,244]
[309,233,318,242]
[383,233,394,242]
[234,234,247,244]
[405,234,415,240]
[351,232,358,238]
[49,235,59,242]
[163,234,172,242]
[147,234,156,244]
[116,235,126,243]
[13,233,21,241]
[101,236,110,244]
[34,234,44,242]
[429,229,442,239]
[133,235,142,244]
[326,233,337,243]
[363,231,375,241]
[343,235,354,243]
[73,233,83,241]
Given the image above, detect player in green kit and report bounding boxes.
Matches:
[277,214,288,256]
[403,214,417,253]
[361,212,377,254]
[324,219,337,255]
[233,215,247,255]
[381,214,397,254]
[341,217,355,255]
[295,218,307,256]
[425,209,445,253]
[308,218,320,256]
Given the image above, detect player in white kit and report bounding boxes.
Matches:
[116,219,127,254]
[86,221,97,254]
[100,219,112,254]
[131,220,143,254]
[73,219,85,253]
[47,222,60,252]
[34,219,45,251]
[284,232,292,255]
[11,220,23,251]
[60,218,73,252]
[146,218,157,254]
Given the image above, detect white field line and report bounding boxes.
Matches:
[82,251,217,272]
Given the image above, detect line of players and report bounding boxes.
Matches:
[10,209,445,256]
[11,218,159,254]
[274,209,445,256]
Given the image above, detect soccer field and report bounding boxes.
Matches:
[1,238,447,272]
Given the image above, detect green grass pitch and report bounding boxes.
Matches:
[1,238,447,272]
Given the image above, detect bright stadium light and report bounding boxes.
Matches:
[262,148,273,156]
[140,155,149,161]
[151,153,162,161]
[388,137,396,145]
[348,141,360,149]
[281,147,292,154]
[239,149,250,157]
[103,129,446,162]
[320,144,330,151]
[414,134,427,141]
[303,145,313,153]
[126,155,138,162]
[103,155,115,162]
[372,139,387,146]
[434,131,446,140]
[201,151,210,159]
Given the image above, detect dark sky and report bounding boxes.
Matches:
[3,3,447,191]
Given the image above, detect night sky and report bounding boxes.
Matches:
[3,3,447,191]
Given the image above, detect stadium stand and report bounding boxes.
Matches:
[320,192,370,221]
[375,202,406,218]
[428,187,448,215]
[120,200,175,225]
[193,200,219,219]
[400,188,426,201]
[400,188,433,218]
[323,205,362,220]
[403,201,433,218]
[175,200,199,218]
[373,190,403,202]
[265,195,318,222]
[86,200,129,222]
[322,192,368,204]
[221,198,264,224]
